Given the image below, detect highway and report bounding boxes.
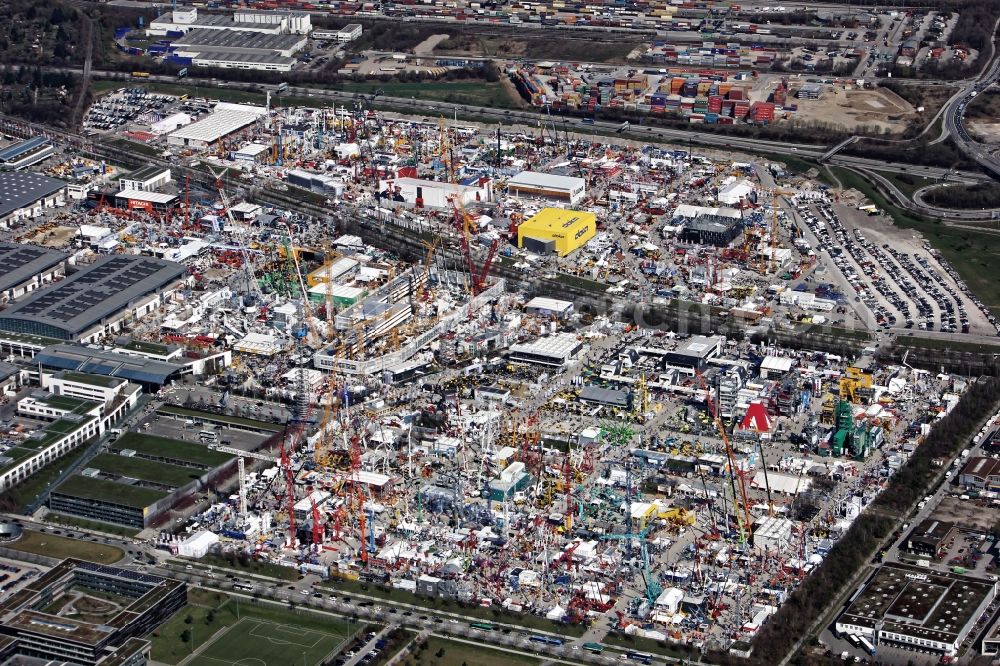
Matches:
[939,30,1000,179]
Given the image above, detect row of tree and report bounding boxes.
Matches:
[748,376,1000,664]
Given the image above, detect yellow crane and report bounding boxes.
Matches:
[769,188,797,274]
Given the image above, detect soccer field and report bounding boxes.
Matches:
[187,618,347,666]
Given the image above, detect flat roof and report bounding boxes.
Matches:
[0,243,66,294]
[0,256,186,339]
[524,296,573,313]
[173,28,303,53]
[673,204,742,220]
[169,109,262,144]
[89,452,205,488]
[52,474,169,509]
[839,563,994,644]
[124,165,169,182]
[110,432,233,468]
[115,189,177,204]
[0,172,66,219]
[37,344,183,385]
[508,171,585,191]
[0,137,50,162]
[509,332,582,361]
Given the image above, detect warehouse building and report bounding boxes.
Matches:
[836,563,996,657]
[148,7,311,36]
[172,28,306,58]
[0,243,67,304]
[508,332,583,367]
[959,456,1000,492]
[0,255,188,343]
[507,171,586,205]
[167,104,266,150]
[524,296,574,319]
[903,519,957,558]
[0,558,185,666]
[383,176,491,208]
[50,438,235,529]
[113,189,178,213]
[0,137,54,170]
[0,172,67,229]
[118,166,171,192]
[663,335,724,376]
[35,344,197,390]
[517,208,596,257]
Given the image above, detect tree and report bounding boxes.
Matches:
[183,615,193,625]
[181,628,192,644]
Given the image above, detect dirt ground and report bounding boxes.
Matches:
[412,34,451,56]
[18,224,76,248]
[794,87,916,134]
[930,496,999,533]
[968,121,1000,145]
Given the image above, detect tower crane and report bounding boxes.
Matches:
[449,196,499,297]
[768,188,797,274]
[210,445,277,527]
[694,369,753,540]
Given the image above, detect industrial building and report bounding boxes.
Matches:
[147,7,311,37]
[113,189,178,213]
[903,519,958,558]
[167,104,266,150]
[172,28,307,59]
[34,343,212,389]
[0,255,188,343]
[0,137,54,170]
[118,166,171,192]
[50,435,235,529]
[958,456,1000,492]
[523,296,574,319]
[663,335,724,375]
[0,172,67,229]
[507,171,586,205]
[674,204,744,246]
[508,332,583,367]
[516,208,596,256]
[836,563,996,657]
[383,176,491,208]
[0,243,67,304]
[0,558,185,666]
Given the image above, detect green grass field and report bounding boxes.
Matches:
[406,635,540,666]
[188,618,345,666]
[5,530,123,564]
[151,592,358,665]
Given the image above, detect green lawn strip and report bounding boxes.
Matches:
[0,442,96,511]
[320,577,586,637]
[553,273,608,293]
[831,166,1000,319]
[332,81,519,108]
[894,334,1000,354]
[45,514,141,538]
[4,529,122,564]
[150,592,361,665]
[410,634,541,666]
[174,554,302,581]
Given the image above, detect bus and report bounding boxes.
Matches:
[530,635,564,646]
[582,643,604,653]
[470,622,494,631]
[626,651,653,664]
[234,583,253,591]
[199,430,218,443]
[132,71,150,78]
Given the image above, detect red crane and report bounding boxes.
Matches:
[280,432,297,547]
[449,197,499,296]
[310,495,323,548]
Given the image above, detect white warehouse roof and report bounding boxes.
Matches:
[524,297,574,313]
[168,109,262,144]
[508,170,585,192]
